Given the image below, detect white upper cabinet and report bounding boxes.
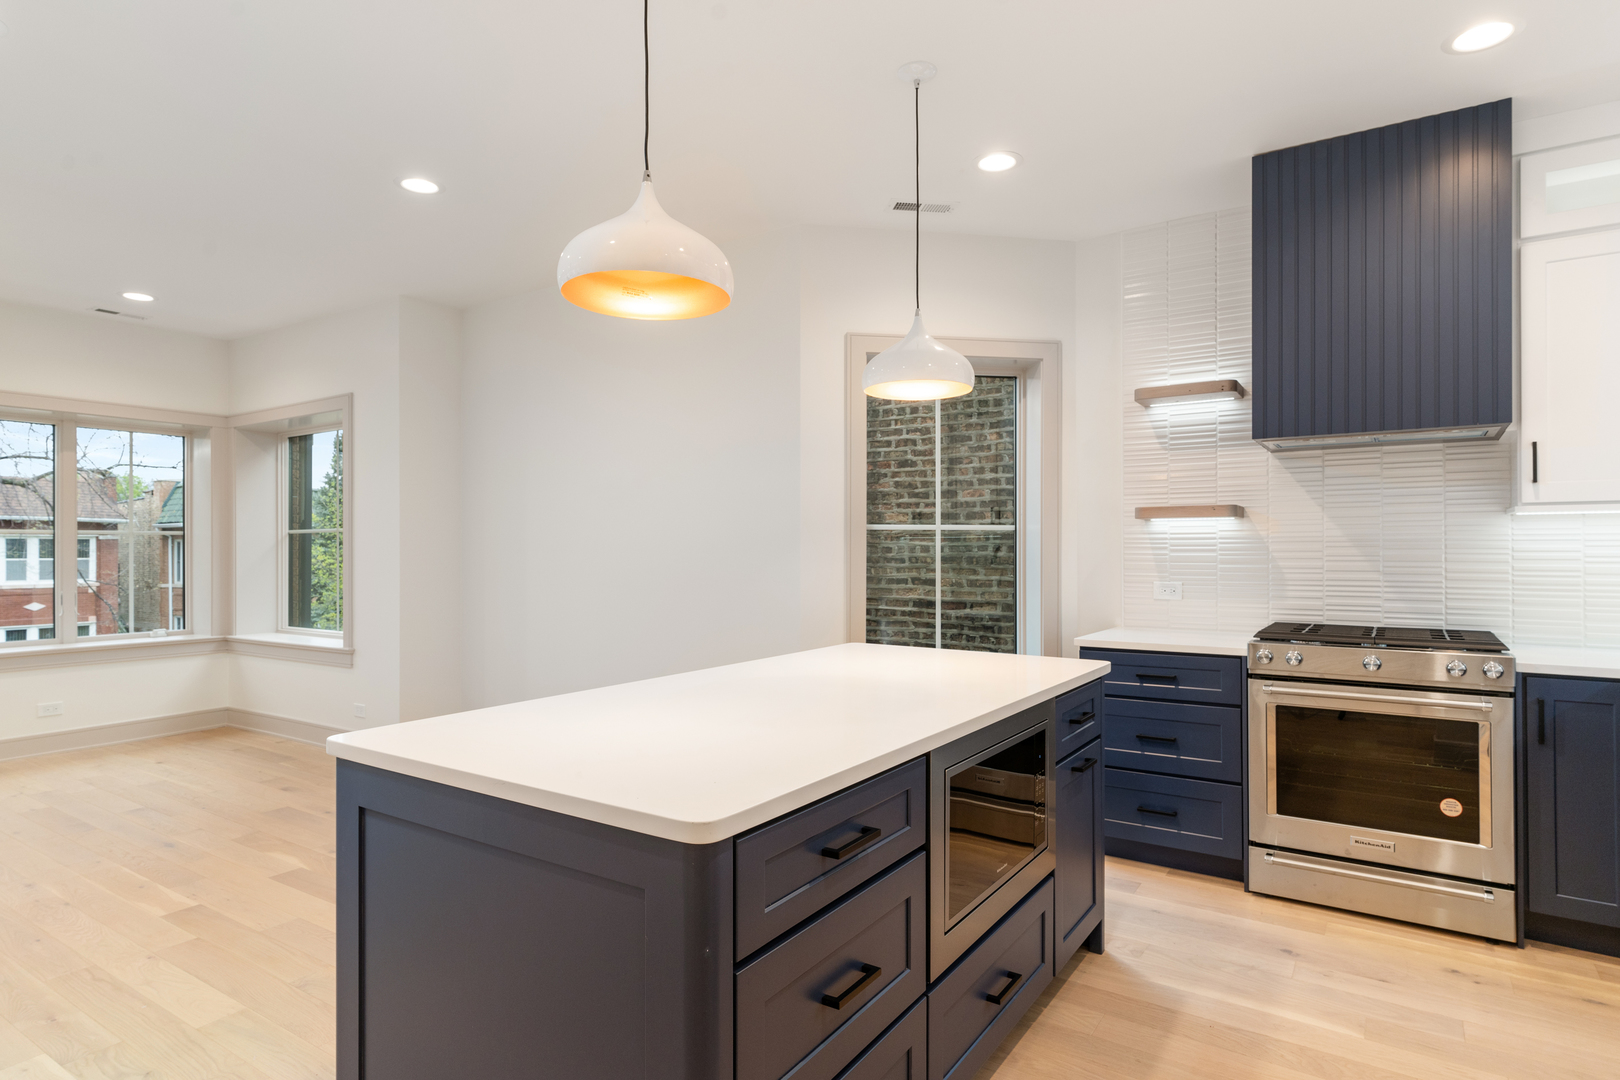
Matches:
[1521,136,1620,240]
[1518,228,1620,508]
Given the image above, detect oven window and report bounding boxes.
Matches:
[1273,706,1482,844]
[946,728,1046,922]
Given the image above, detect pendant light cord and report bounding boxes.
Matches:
[914,79,920,315]
[643,0,651,179]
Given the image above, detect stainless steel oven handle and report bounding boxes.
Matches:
[1260,683,1493,711]
[1262,852,1496,902]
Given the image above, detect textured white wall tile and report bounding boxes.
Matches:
[1116,209,1616,646]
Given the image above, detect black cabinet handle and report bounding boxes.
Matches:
[1071,757,1097,773]
[985,970,1023,1005]
[1137,673,1179,683]
[821,826,882,860]
[1069,710,1096,725]
[1532,441,1539,484]
[1137,804,1179,818]
[1537,698,1546,745]
[1135,734,1179,745]
[820,963,882,1009]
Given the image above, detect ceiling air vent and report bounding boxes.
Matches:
[892,201,952,213]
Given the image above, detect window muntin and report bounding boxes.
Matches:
[286,429,343,632]
[77,427,186,637]
[865,376,1019,652]
[0,420,56,644]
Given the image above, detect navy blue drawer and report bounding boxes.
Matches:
[1055,679,1103,759]
[1103,698,1242,782]
[1079,648,1244,706]
[1103,768,1243,860]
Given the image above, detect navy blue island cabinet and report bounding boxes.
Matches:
[336,678,1107,1080]
[1524,676,1620,957]
[1251,98,1513,445]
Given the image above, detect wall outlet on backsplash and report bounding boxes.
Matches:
[1154,582,1183,601]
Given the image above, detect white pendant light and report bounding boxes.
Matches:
[557,0,733,320]
[862,62,974,401]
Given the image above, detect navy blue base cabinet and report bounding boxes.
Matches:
[1079,647,1247,882]
[1524,676,1620,958]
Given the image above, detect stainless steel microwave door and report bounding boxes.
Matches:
[945,728,1046,922]
[1270,704,1487,846]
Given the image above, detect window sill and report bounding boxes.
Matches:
[0,632,355,672]
[0,633,227,672]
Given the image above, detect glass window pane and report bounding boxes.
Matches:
[865,530,936,647]
[867,398,935,526]
[1,420,55,640]
[941,531,1017,653]
[77,428,185,636]
[287,430,343,631]
[941,376,1017,525]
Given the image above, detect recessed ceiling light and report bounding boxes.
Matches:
[121,292,154,302]
[400,177,440,194]
[1448,22,1514,53]
[977,151,1021,172]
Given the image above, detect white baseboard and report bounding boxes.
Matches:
[0,708,232,761]
[0,707,348,761]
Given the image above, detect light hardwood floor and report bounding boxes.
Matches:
[1,729,1616,1080]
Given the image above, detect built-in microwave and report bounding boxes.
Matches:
[928,701,1056,980]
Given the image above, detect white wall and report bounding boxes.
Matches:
[228,300,410,729]
[458,231,803,709]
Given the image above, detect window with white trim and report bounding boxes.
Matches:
[284,428,344,632]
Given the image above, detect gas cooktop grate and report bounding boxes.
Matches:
[1253,622,1507,652]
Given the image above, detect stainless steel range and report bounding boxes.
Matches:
[1246,622,1517,941]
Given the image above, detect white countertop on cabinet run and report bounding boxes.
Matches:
[1074,627,1254,657]
[1512,645,1620,680]
[326,643,1109,845]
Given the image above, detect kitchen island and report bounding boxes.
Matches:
[328,643,1109,1080]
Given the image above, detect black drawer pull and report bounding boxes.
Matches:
[1135,734,1179,745]
[985,970,1023,1005]
[1137,804,1179,818]
[1068,710,1096,725]
[1136,673,1179,683]
[1537,698,1545,745]
[820,825,882,860]
[1071,757,1097,773]
[820,963,882,1009]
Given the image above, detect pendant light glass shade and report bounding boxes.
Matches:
[862,314,975,400]
[558,179,733,320]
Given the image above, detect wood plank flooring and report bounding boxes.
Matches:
[1,729,1616,1080]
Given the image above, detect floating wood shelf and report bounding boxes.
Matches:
[1135,505,1246,520]
[1134,379,1246,406]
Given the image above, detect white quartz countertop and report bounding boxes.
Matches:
[1074,627,1254,657]
[327,643,1109,845]
[1512,645,1620,680]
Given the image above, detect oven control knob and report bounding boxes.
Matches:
[1362,655,1382,672]
[1254,649,1273,665]
[1483,661,1504,680]
[1284,651,1303,667]
[1447,660,1468,678]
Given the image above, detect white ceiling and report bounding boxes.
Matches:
[2,0,1618,338]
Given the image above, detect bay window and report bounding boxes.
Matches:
[284,428,344,633]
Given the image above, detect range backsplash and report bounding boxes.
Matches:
[1121,209,1620,648]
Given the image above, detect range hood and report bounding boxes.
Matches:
[1258,423,1508,454]
[1250,100,1513,452]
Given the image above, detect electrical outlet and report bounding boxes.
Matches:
[1154,581,1183,601]
[353,703,367,719]
[37,702,63,717]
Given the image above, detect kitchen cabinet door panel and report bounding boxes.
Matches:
[1527,678,1620,928]
[1055,739,1103,969]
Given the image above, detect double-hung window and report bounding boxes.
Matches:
[283,428,344,633]
[0,412,193,648]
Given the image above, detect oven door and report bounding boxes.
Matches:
[1248,679,1514,885]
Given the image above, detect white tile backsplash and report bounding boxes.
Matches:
[1120,210,1620,647]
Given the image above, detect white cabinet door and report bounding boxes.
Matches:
[1520,229,1620,507]
[1521,136,1620,240]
